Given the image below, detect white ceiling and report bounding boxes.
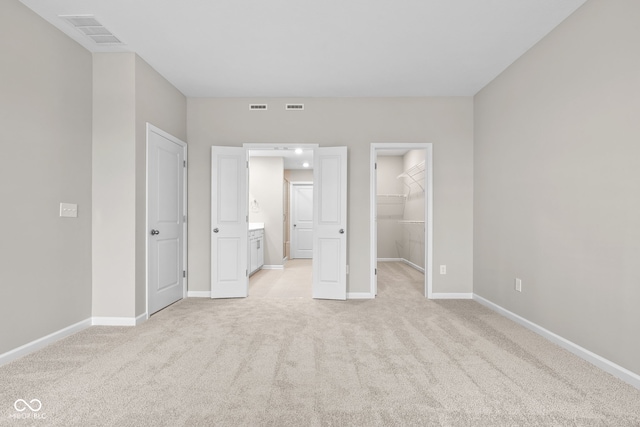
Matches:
[20,0,587,98]
[249,148,313,170]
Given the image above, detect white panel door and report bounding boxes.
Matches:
[291,184,313,259]
[313,147,347,300]
[211,147,248,298]
[148,126,185,315]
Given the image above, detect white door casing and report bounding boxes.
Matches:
[147,124,186,315]
[312,147,347,300]
[291,184,313,259]
[211,147,248,298]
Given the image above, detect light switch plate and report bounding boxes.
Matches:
[60,203,78,218]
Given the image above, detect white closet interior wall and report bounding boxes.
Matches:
[376,150,426,271]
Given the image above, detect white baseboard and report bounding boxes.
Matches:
[347,292,374,299]
[429,292,473,299]
[0,318,92,367]
[187,291,211,298]
[473,294,640,390]
[377,258,425,274]
[262,265,284,270]
[91,315,145,326]
[401,259,425,273]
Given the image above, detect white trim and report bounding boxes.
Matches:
[146,123,188,316]
[473,294,640,390]
[430,293,473,300]
[187,291,212,298]
[370,143,433,299]
[262,265,284,270]
[243,143,319,150]
[401,258,425,273]
[347,292,374,300]
[91,315,145,326]
[377,258,426,273]
[0,318,92,367]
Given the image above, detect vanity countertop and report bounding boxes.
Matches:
[249,222,264,231]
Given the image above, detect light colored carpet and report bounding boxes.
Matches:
[249,259,312,299]
[1,262,639,426]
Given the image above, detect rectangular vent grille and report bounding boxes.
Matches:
[249,104,268,110]
[60,15,123,45]
[286,104,305,110]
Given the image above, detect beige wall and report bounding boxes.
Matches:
[249,157,284,266]
[187,97,474,294]
[474,0,640,375]
[285,169,314,182]
[93,53,186,318]
[0,0,93,353]
[134,56,187,316]
[92,53,137,318]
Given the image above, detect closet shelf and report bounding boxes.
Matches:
[397,161,425,191]
[398,220,425,224]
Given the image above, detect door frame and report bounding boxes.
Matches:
[290,181,313,259]
[145,123,188,319]
[370,143,432,298]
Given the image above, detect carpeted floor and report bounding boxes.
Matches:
[1,261,639,426]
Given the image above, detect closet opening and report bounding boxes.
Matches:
[370,143,433,298]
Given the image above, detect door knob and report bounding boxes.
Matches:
[293,224,297,227]
[339,229,344,234]
[150,229,160,235]
[213,228,219,233]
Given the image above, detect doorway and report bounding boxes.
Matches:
[211,144,348,300]
[370,143,433,298]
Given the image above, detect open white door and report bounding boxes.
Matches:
[147,125,186,315]
[312,147,347,300]
[211,147,248,298]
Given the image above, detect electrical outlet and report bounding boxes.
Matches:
[440,265,447,275]
[515,278,522,292]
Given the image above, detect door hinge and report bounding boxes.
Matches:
[246,269,248,277]
[375,268,377,275]
[183,160,186,167]
[375,162,377,170]
[183,270,186,278]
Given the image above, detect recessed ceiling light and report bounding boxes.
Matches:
[295,148,303,155]
[302,162,310,168]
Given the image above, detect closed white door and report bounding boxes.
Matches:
[147,125,186,315]
[312,147,347,300]
[211,147,248,298]
[291,184,313,259]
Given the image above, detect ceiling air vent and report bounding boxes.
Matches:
[60,15,123,45]
[249,104,268,110]
[286,104,304,111]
